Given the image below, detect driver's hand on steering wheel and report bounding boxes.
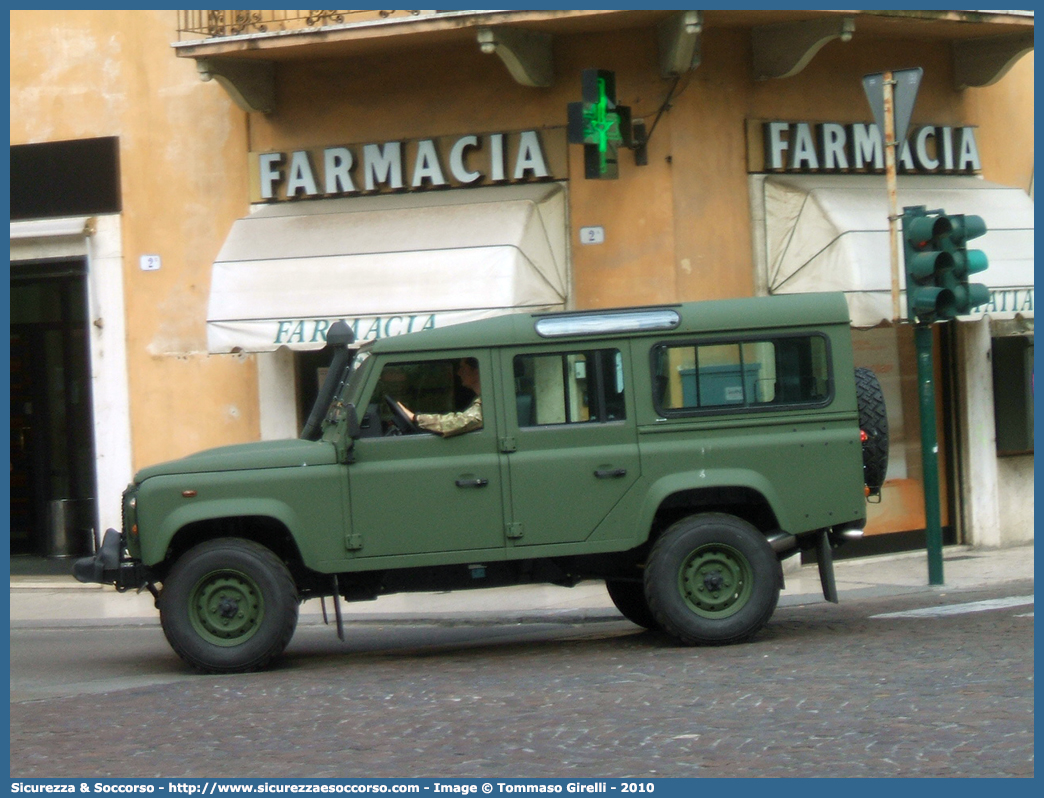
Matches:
[394,400,416,423]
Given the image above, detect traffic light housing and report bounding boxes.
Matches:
[901,206,990,323]
[948,214,991,314]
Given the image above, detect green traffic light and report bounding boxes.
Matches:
[965,283,991,308]
[954,214,987,242]
[953,248,989,276]
[912,286,957,318]
[952,282,991,310]
[945,213,990,314]
[908,250,952,280]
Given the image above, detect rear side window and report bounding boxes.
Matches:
[514,349,625,427]
[653,335,830,413]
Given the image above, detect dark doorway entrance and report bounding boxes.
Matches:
[10,259,98,557]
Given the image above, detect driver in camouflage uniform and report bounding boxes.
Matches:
[397,358,483,438]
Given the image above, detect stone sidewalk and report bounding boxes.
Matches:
[9,542,1034,629]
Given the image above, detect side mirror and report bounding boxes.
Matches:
[345,403,361,439]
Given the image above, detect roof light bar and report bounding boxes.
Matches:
[535,308,681,338]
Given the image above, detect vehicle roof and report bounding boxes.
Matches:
[364,292,850,355]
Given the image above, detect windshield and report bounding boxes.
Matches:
[343,349,371,405]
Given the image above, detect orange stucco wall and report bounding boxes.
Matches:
[964,52,1034,192]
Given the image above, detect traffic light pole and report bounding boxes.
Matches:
[903,205,991,587]
[914,323,945,585]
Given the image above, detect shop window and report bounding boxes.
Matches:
[992,336,1034,455]
[653,335,830,414]
[513,349,625,427]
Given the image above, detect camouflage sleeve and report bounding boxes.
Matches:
[415,397,483,438]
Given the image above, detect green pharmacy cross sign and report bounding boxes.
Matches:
[568,69,632,179]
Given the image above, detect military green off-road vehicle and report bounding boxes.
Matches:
[76,292,887,672]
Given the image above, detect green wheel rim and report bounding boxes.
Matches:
[678,543,754,619]
[188,569,265,647]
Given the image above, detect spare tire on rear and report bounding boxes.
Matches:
[855,367,889,496]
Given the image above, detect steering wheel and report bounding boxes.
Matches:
[383,395,421,435]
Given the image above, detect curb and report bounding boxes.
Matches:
[10,607,630,631]
[15,582,1017,631]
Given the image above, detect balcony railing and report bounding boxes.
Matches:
[175,10,437,41]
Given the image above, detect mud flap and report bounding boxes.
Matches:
[320,575,345,641]
[816,529,839,604]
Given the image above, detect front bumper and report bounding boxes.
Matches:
[73,528,148,591]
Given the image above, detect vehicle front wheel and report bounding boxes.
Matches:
[159,538,299,673]
[605,579,660,630]
[645,513,780,646]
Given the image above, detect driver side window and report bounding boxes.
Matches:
[363,357,480,437]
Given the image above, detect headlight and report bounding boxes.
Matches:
[122,486,139,535]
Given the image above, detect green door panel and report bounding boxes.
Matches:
[348,434,505,557]
[504,426,640,546]
[500,344,641,547]
[348,350,505,558]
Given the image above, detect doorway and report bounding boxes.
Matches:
[10,259,98,557]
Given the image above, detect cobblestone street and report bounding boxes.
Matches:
[10,582,1034,778]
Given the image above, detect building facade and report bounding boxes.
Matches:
[9,10,1033,561]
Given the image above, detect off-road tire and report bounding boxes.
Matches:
[645,513,780,646]
[159,538,299,673]
[855,367,889,494]
[605,579,660,630]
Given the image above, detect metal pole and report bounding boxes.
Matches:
[883,71,901,324]
[915,323,944,585]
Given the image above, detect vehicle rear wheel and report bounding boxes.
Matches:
[645,513,779,646]
[159,538,299,673]
[605,579,660,630]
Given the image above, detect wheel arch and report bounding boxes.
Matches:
[149,511,306,584]
[639,470,785,545]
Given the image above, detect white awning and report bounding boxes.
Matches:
[207,183,568,352]
[763,175,1034,327]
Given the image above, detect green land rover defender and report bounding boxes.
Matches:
[76,292,888,672]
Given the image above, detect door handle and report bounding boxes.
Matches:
[455,477,489,488]
[594,468,628,479]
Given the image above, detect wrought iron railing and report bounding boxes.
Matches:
[176,10,435,41]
